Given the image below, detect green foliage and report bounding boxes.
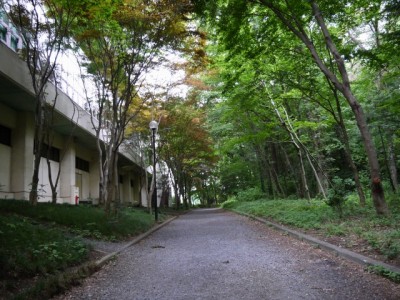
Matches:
[325,177,354,215]
[225,198,336,230]
[235,187,265,202]
[324,223,347,237]
[368,266,400,283]
[0,200,158,299]
[0,214,89,283]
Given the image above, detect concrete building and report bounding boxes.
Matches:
[0,34,148,205]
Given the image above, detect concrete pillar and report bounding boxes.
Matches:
[122,172,132,204]
[11,112,34,200]
[60,138,75,204]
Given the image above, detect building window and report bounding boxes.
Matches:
[0,124,11,146]
[0,25,6,42]
[76,157,90,172]
[10,35,18,51]
[41,144,60,162]
[119,175,123,184]
[130,179,134,187]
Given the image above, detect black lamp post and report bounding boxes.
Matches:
[149,120,158,221]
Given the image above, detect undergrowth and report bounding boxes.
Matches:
[0,200,155,240]
[0,199,158,299]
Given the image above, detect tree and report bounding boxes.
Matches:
[158,97,216,208]
[7,0,78,204]
[194,0,389,214]
[69,0,193,213]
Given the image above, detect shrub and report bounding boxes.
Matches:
[326,177,354,216]
[236,187,265,202]
[221,199,238,209]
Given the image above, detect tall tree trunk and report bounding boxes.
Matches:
[270,143,286,197]
[280,144,301,196]
[312,1,387,214]
[388,139,399,193]
[298,147,311,200]
[253,144,268,194]
[378,127,396,192]
[29,102,45,205]
[112,153,120,215]
[271,98,327,199]
[342,89,388,214]
[331,84,366,206]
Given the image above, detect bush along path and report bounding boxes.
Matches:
[0,200,172,300]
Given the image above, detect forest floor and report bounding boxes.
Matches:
[307,227,400,267]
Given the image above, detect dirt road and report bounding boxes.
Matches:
[58,209,400,299]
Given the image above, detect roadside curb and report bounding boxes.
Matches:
[234,210,400,274]
[95,215,178,267]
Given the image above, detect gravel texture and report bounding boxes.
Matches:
[56,208,400,300]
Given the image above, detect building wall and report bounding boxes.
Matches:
[0,103,15,196]
[38,158,60,201]
[75,143,95,202]
[0,144,11,193]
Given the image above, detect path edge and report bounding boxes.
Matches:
[232,210,400,274]
[95,215,178,267]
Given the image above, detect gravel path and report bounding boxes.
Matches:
[56,208,400,300]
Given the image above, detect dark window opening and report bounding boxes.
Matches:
[10,35,18,51]
[119,175,123,184]
[41,144,60,162]
[0,25,6,42]
[76,157,90,172]
[130,179,134,187]
[0,124,11,146]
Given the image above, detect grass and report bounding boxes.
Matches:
[0,200,156,240]
[222,193,400,262]
[0,199,158,299]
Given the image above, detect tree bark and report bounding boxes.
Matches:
[388,139,399,193]
[329,83,366,206]
[298,148,311,200]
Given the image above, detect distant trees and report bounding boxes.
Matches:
[157,97,216,208]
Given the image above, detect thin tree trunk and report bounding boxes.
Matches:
[388,139,398,193]
[378,127,396,192]
[331,84,366,206]
[271,97,327,199]
[298,148,311,200]
[280,144,301,197]
[29,102,45,205]
[342,89,388,214]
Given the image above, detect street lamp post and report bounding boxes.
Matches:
[149,120,158,221]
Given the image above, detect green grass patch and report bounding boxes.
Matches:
[0,199,159,299]
[0,214,89,298]
[368,265,400,283]
[0,200,155,240]
[223,198,336,230]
